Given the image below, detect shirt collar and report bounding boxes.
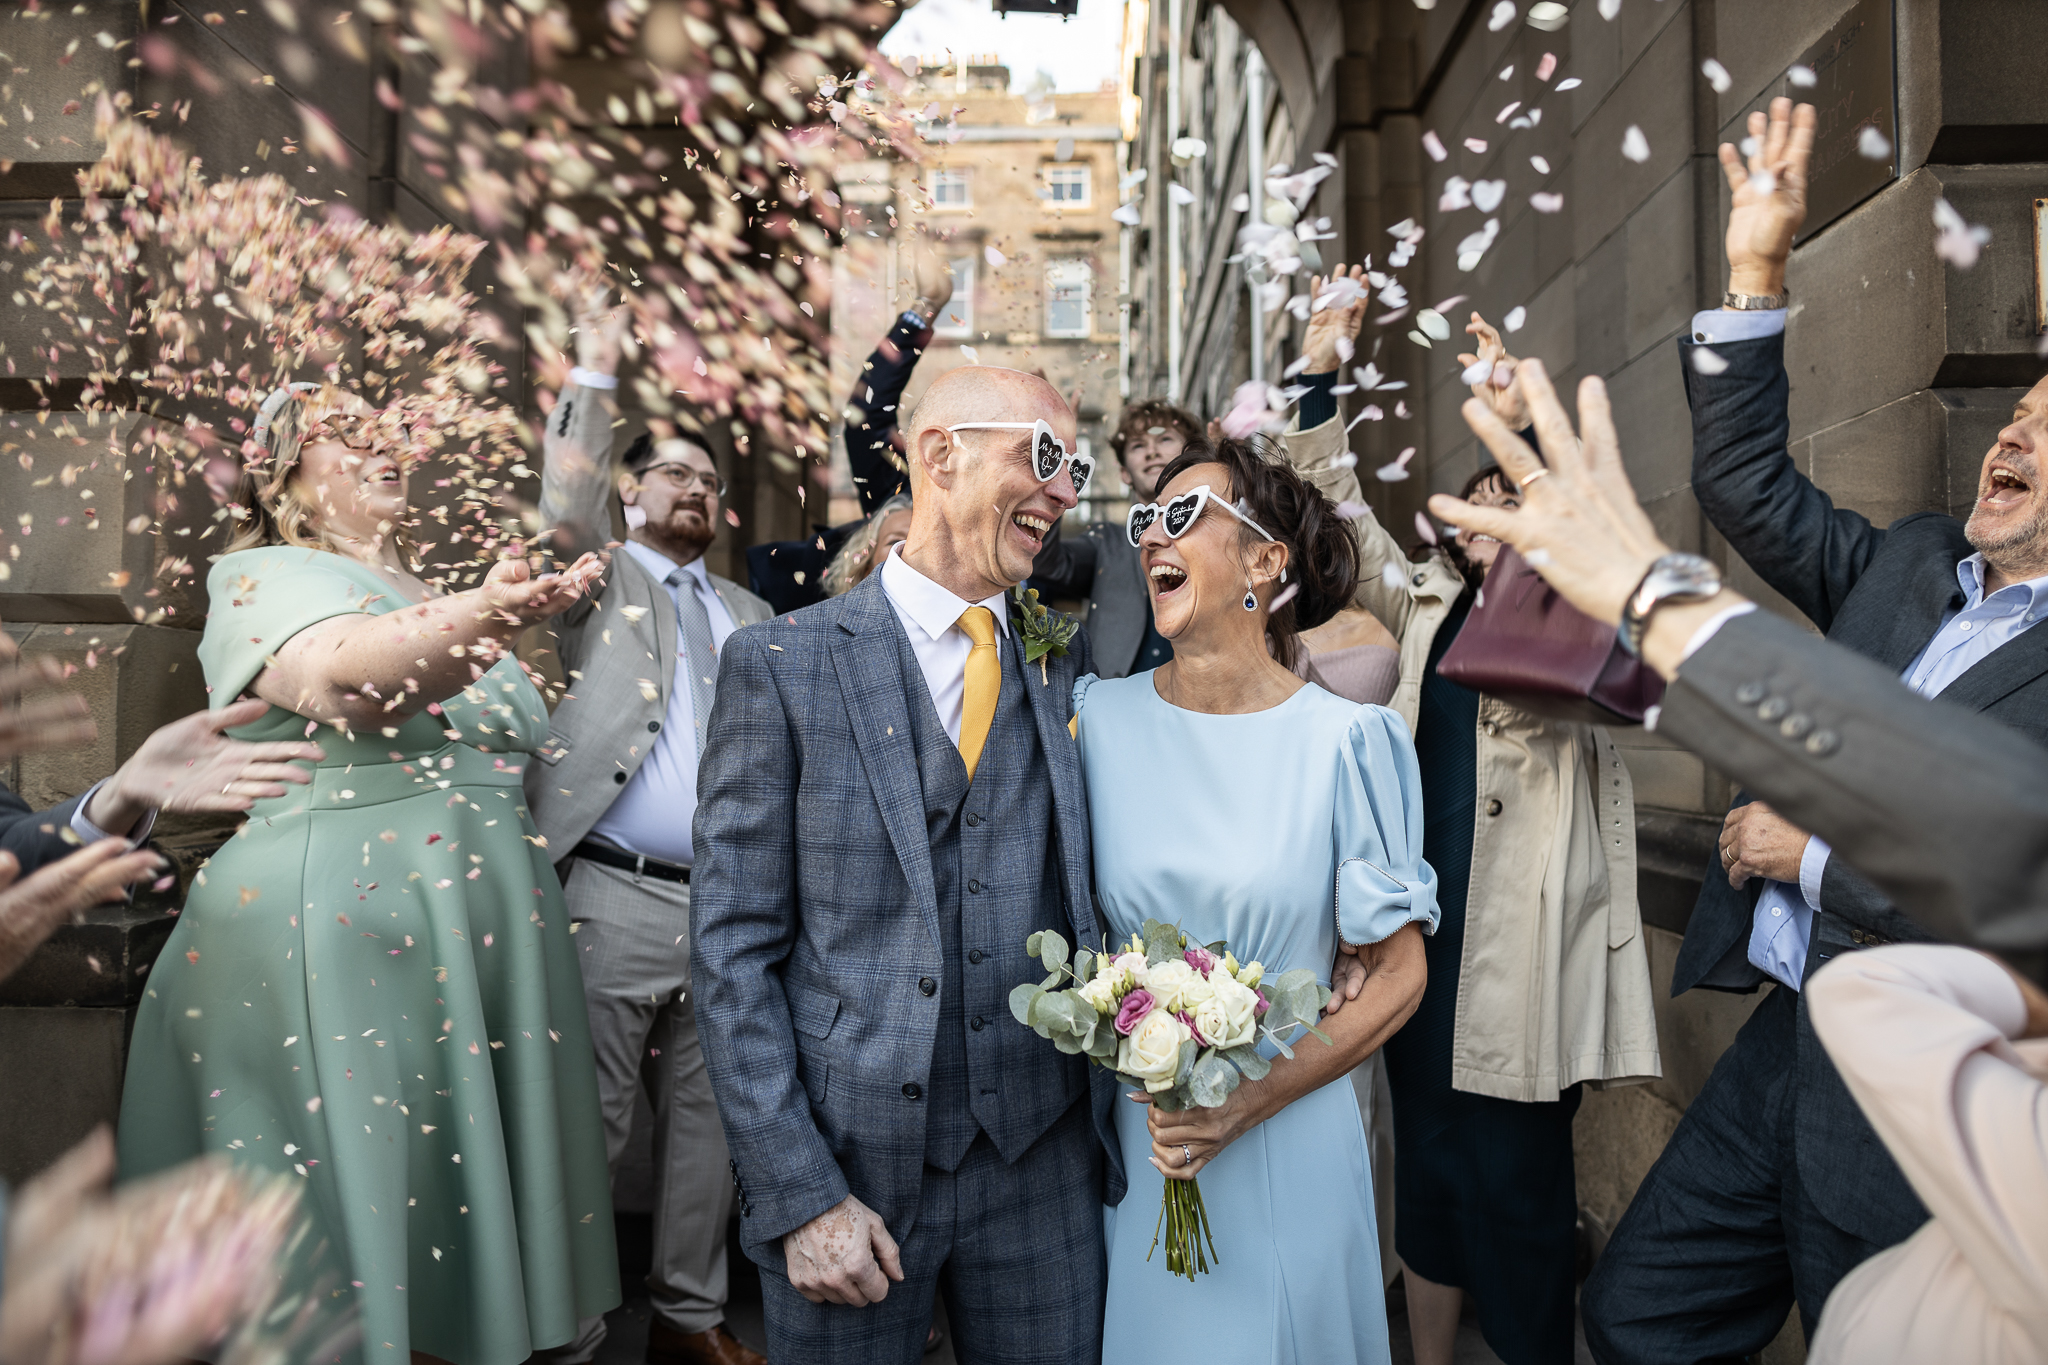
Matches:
[1955,552,2048,611]
[878,543,1011,643]
[623,539,712,594]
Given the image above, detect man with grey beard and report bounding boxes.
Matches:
[1582,97,2048,1364]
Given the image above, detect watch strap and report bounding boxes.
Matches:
[1620,553,1723,657]
[1722,289,1789,311]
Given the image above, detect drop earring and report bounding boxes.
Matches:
[1243,580,1259,612]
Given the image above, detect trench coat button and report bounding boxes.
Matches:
[1757,696,1789,722]
[613,771,628,784]
[918,977,936,996]
[968,949,985,964]
[1482,720,1500,737]
[1805,729,1840,756]
[1735,682,1765,705]
[902,1082,923,1100]
[1485,798,1503,817]
[1779,713,1812,740]
[971,1016,986,1031]
[1412,572,1426,587]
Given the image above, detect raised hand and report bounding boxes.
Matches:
[909,229,955,316]
[0,842,166,983]
[782,1193,905,1307]
[0,630,95,764]
[480,551,607,624]
[572,278,625,376]
[1721,97,1816,298]
[83,698,325,835]
[1455,312,1529,429]
[1302,263,1369,374]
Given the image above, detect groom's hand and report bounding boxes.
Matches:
[782,1194,905,1307]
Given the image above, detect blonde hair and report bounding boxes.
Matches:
[823,494,913,597]
[223,385,416,564]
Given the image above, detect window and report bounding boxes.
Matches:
[929,168,971,211]
[1043,165,1091,208]
[1044,259,1092,339]
[933,258,975,338]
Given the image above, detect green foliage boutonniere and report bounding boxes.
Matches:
[1010,585,1080,684]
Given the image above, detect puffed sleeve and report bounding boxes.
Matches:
[1334,705,1440,945]
[197,548,387,708]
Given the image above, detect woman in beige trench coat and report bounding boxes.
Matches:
[1286,287,1660,1365]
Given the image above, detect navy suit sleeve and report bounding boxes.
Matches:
[690,629,850,1243]
[0,785,87,876]
[1030,519,1099,600]
[847,313,932,516]
[1680,332,1887,632]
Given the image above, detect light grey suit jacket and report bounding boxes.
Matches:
[522,382,772,855]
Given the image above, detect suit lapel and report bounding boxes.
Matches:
[1932,615,2048,714]
[1016,632,1095,945]
[614,552,678,710]
[831,576,943,953]
[1841,543,1966,675]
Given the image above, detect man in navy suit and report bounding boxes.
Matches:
[691,365,1119,1363]
[1584,99,2048,1360]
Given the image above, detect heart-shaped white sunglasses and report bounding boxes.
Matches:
[946,419,1096,498]
[1126,483,1276,548]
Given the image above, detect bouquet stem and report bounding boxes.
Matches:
[1146,1175,1220,1281]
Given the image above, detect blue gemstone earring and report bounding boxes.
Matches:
[1243,581,1259,612]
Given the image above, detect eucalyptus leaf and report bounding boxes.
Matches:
[1263,1026,1297,1060]
[1173,1037,1197,1087]
[1037,929,1070,974]
[1009,982,1045,1026]
[1298,1022,1334,1047]
[1188,1053,1241,1107]
[1087,1028,1120,1059]
[1025,930,1043,960]
[1219,1044,1270,1080]
[1051,1030,1086,1054]
[1074,945,1095,983]
[1143,919,1182,966]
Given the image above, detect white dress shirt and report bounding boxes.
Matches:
[588,541,737,866]
[877,544,1010,745]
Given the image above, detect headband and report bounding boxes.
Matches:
[248,381,323,457]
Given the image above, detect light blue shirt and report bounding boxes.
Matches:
[1748,548,2048,987]
[588,541,736,866]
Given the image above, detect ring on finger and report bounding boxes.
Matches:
[1181,1144,1192,1168]
[1518,467,1552,487]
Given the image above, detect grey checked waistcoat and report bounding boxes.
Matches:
[895,628,1075,1172]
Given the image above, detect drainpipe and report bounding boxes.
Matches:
[1165,0,1183,401]
[1245,44,1265,386]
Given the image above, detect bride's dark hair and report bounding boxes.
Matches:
[1151,436,1361,669]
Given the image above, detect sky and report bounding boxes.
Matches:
[877,0,1125,94]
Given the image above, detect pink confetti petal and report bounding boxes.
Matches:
[1536,52,1558,81]
[1414,512,1439,546]
[1422,130,1448,162]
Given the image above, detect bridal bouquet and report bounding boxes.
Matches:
[1009,918,1334,1280]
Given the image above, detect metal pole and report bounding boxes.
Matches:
[1165,0,1183,401]
[1117,138,1133,400]
[1245,44,1265,386]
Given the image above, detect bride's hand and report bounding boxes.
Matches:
[1136,1090,1253,1181]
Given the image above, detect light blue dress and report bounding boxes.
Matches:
[1074,671,1439,1365]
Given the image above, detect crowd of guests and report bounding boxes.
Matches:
[2,95,2045,1365]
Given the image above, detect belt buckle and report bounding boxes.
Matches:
[632,853,647,886]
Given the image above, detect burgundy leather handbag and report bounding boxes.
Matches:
[1435,544,1665,726]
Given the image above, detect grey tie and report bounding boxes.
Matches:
[669,567,719,754]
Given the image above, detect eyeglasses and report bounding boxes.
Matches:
[639,462,726,497]
[1126,484,1277,548]
[945,419,1096,498]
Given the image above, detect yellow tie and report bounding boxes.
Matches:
[956,606,1000,782]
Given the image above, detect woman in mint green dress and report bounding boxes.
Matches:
[1078,439,1438,1363]
[117,386,619,1365]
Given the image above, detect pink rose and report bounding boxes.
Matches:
[1183,947,1218,976]
[1254,988,1271,1016]
[1114,989,1155,1037]
[1177,1010,1208,1048]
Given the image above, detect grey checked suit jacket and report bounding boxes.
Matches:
[689,574,1124,1265]
[522,382,772,854]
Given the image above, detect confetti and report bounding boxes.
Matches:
[1422,131,1449,162]
[1471,180,1507,213]
[1621,126,1651,163]
[1527,1,1569,29]
[1414,512,1440,547]
[1487,2,1518,32]
[1461,359,1494,385]
[1691,346,1731,376]
[1787,64,1817,88]
[1382,562,1406,590]
[1504,306,1527,332]
[1933,198,1991,269]
[1702,58,1732,94]
[1440,177,1473,212]
[1531,192,1565,213]
[1858,126,1892,160]
[1463,137,1489,154]
[1531,155,1551,174]
[1536,53,1559,81]
[1376,448,1420,482]
[1598,0,1621,18]
[1555,77,1583,91]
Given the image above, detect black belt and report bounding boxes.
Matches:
[571,840,690,884]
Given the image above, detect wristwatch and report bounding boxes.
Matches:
[1721,289,1788,310]
[1619,553,1723,657]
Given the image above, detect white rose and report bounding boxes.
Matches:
[1077,974,1118,1015]
[1114,951,1148,980]
[1206,973,1261,1050]
[1177,973,1216,1013]
[1118,1007,1191,1092]
[1140,959,1194,1012]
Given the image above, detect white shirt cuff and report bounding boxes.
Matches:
[1798,835,1831,911]
[69,779,157,847]
[1689,309,1786,345]
[568,366,618,391]
[1678,600,1758,664]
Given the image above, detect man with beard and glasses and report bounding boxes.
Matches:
[525,295,773,1365]
[1581,98,2048,1364]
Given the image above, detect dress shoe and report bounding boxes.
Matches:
[645,1319,765,1365]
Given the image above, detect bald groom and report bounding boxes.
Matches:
[690,369,1121,1364]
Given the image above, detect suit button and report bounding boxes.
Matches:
[965,813,982,827]
[971,1016,986,1031]
[648,720,661,733]
[918,977,936,996]
[968,949,985,964]
[967,879,982,894]
[1805,729,1840,756]
[1485,798,1503,817]
[1757,696,1789,722]
[1779,713,1812,740]
[902,1082,922,1100]
[1735,681,1766,705]
[613,772,627,784]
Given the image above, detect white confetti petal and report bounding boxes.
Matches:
[1487,1,1517,32]
[1530,155,1551,174]
[960,345,981,364]
[1422,130,1449,162]
[1527,2,1569,31]
[1857,125,1892,160]
[1701,58,1732,94]
[1500,65,1515,81]
[1555,77,1582,91]
[1417,309,1452,341]
[1504,306,1527,333]
[984,245,1006,267]
[1530,192,1564,213]
[1112,203,1143,226]
[1463,137,1490,154]
[1690,346,1730,376]
[1382,561,1406,589]
[1472,179,1507,213]
[1414,512,1440,547]
[1621,125,1651,163]
[1169,183,1196,206]
[1598,0,1620,17]
[1461,359,1493,385]
[1787,64,1816,88]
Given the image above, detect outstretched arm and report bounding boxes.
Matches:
[847,237,953,515]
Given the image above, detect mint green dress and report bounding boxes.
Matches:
[118,547,619,1365]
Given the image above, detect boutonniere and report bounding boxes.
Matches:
[1010,585,1079,684]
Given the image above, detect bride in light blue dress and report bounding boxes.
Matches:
[1075,439,1439,1363]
